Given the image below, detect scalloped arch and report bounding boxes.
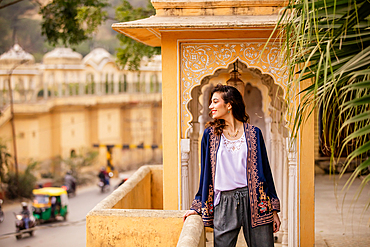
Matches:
[180,42,288,138]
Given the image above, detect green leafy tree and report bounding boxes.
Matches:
[275,0,370,195]
[39,0,109,47]
[0,0,39,53]
[5,161,37,199]
[115,0,161,70]
[0,141,11,184]
[62,149,98,185]
[1,0,159,69]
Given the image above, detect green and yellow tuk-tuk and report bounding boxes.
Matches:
[32,187,68,223]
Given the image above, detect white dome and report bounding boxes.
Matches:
[139,55,162,71]
[83,48,115,70]
[0,44,35,64]
[43,48,82,64]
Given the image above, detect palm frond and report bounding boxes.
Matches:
[275,0,370,202]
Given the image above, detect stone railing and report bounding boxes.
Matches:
[0,80,162,108]
[177,215,206,247]
[86,165,206,246]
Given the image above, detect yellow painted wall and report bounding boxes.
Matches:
[86,213,184,247]
[60,110,88,157]
[38,114,53,161]
[299,83,315,247]
[113,171,152,209]
[161,32,179,210]
[151,166,164,209]
[0,102,162,174]
[86,165,181,247]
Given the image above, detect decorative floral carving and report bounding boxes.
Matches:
[180,42,287,138]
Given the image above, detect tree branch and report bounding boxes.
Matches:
[0,0,25,9]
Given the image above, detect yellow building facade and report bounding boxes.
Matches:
[0,45,163,173]
[111,0,315,246]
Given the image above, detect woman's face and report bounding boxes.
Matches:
[209,92,230,119]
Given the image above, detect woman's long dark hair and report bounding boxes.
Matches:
[206,84,250,135]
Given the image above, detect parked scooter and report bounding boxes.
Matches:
[14,202,36,240]
[0,199,4,223]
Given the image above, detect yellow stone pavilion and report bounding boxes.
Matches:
[86,1,315,246]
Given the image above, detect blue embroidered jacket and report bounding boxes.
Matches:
[190,123,280,228]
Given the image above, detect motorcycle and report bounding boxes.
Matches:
[98,178,110,193]
[14,213,36,239]
[61,183,76,197]
[0,199,4,223]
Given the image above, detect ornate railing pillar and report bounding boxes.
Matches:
[265,116,272,157]
[114,74,119,94]
[181,139,191,210]
[43,78,48,100]
[79,73,84,96]
[288,138,297,247]
[281,136,288,246]
[189,122,200,205]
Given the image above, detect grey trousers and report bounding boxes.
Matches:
[214,186,274,247]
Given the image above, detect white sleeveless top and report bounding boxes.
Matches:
[214,131,248,206]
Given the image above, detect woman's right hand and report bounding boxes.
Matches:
[183,210,198,222]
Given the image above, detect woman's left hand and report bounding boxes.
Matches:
[272,211,281,233]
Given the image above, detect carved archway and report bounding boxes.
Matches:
[180,42,288,139]
[180,44,292,244]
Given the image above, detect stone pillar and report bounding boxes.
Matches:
[69,72,78,96]
[270,127,278,178]
[275,135,283,242]
[281,136,289,246]
[101,73,106,95]
[95,73,100,95]
[30,77,36,101]
[23,76,28,102]
[146,74,151,93]
[64,72,69,96]
[88,74,92,95]
[181,139,191,210]
[79,73,84,96]
[265,116,272,158]
[189,123,200,204]
[107,73,113,94]
[43,76,48,100]
[288,139,297,247]
[114,74,119,94]
[57,72,62,97]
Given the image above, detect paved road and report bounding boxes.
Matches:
[0,179,121,247]
[315,173,370,247]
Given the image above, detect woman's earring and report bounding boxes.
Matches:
[228,110,230,113]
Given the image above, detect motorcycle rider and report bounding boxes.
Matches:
[64,170,76,194]
[98,167,110,186]
[0,199,4,223]
[20,202,30,229]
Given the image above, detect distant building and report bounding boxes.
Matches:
[0,44,162,174]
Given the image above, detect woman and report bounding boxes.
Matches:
[184,84,280,247]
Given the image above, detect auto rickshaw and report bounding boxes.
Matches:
[32,187,68,223]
